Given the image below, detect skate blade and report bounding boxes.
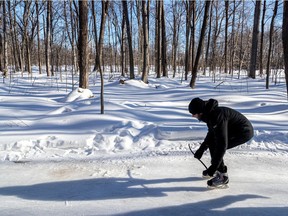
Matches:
[202,175,213,179]
[207,184,229,190]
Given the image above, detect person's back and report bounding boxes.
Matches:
[207,106,254,148]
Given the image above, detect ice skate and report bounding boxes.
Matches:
[207,172,229,189]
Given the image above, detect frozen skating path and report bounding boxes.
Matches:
[0,151,287,216]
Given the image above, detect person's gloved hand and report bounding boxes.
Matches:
[194,146,205,160]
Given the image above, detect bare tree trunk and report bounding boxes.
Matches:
[266,0,278,89]
[98,1,110,114]
[36,0,42,74]
[45,0,51,77]
[283,1,288,99]
[249,0,261,79]
[191,1,196,75]
[14,2,24,74]
[172,1,181,78]
[50,2,54,77]
[7,2,18,72]
[190,1,211,88]
[136,0,143,74]
[224,1,229,74]
[259,0,266,77]
[121,16,125,77]
[122,0,135,79]
[184,1,192,80]
[161,1,167,77]
[0,1,2,73]
[78,0,89,89]
[238,1,245,78]
[230,0,239,76]
[69,1,77,77]
[64,1,76,87]
[147,0,150,74]
[23,1,32,75]
[91,1,98,73]
[155,1,161,78]
[210,1,223,76]
[95,1,109,73]
[204,3,212,76]
[2,0,8,77]
[107,16,113,77]
[110,4,121,76]
[141,0,149,83]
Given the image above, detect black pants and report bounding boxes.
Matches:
[208,133,253,173]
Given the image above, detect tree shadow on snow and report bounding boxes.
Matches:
[1,176,284,215]
[113,194,288,216]
[0,176,205,201]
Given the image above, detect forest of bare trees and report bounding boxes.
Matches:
[0,0,287,95]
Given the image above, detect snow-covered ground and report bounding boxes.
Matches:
[0,70,287,215]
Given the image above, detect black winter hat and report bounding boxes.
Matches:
[188,97,205,115]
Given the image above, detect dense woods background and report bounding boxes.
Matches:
[0,0,287,97]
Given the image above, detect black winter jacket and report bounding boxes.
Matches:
[200,99,254,174]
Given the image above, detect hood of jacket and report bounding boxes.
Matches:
[200,99,218,122]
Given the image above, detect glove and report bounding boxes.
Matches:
[194,147,205,160]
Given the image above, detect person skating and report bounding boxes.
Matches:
[188,98,254,188]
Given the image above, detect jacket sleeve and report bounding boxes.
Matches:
[201,125,214,151]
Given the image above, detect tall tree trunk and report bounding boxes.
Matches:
[64,1,76,87]
[210,1,223,77]
[78,0,89,89]
[283,1,288,99]
[190,1,211,88]
[224,1,229,74]
[99,1,109,73]
[191,1,196,75]
[121,16,125,77]
[161,1,167,77]
[230,0,238,75]
[91,1,98,73]
[184,1,192,80]
[45,0,51,77]
[8,1,19,72]
[266,0,278,89]
[259,0,266,77]
[2,0,8,77]
[0,1,2,73]
[36,0,42,74]
[50,2,54,77]
[238,1,245,77]
[98,1,109,114]
[23,1,32,75]
[204,3,212,76]
[172,1,181,78]
[249,0,261,79]
[136,0,143,74]
[155,1,161,78]
[141,0,149,84]
[69,1,77,77]
[122,0,135,79]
